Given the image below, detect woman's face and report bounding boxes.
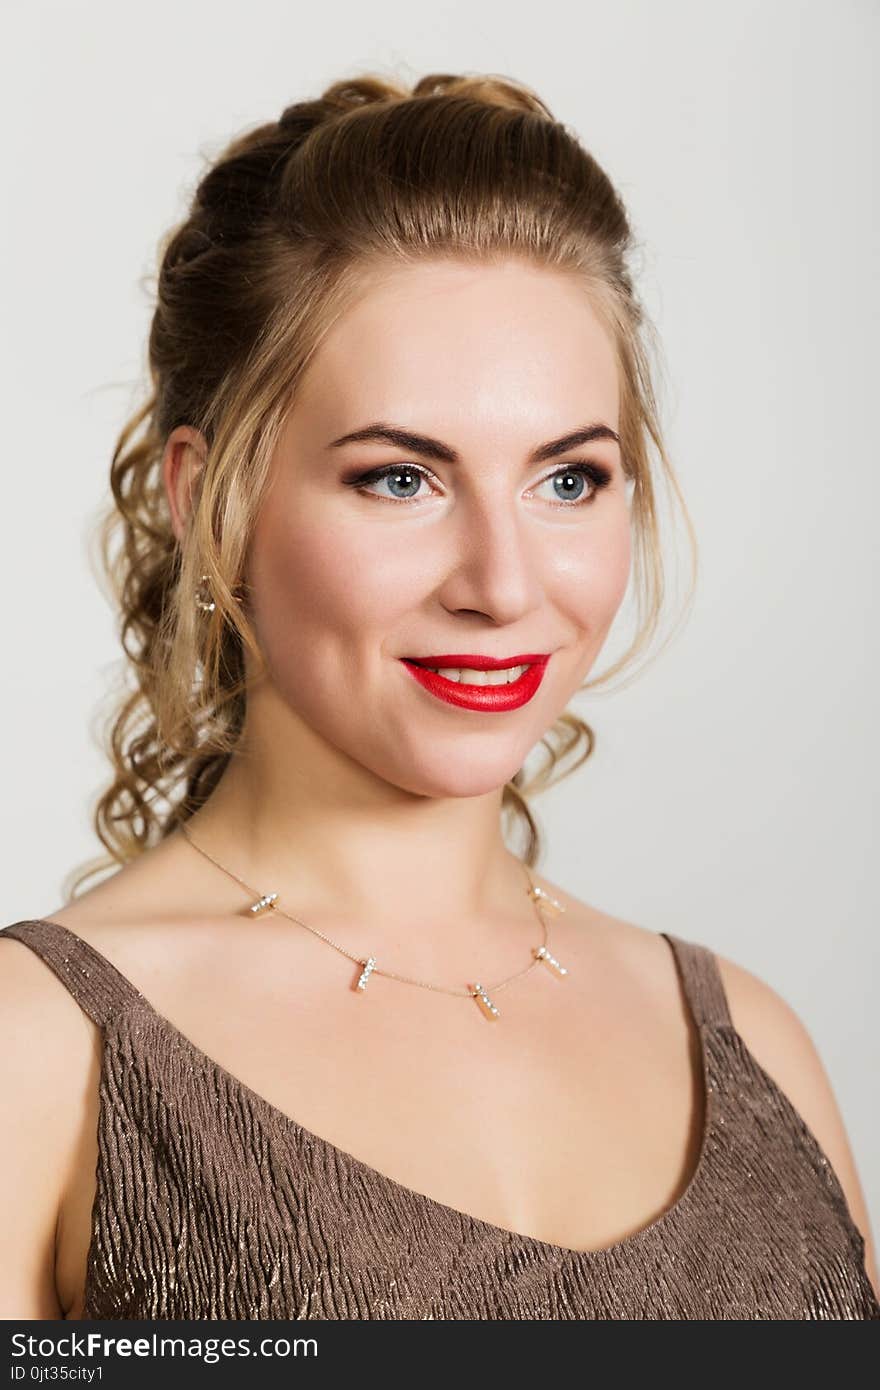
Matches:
[244,257,632,798]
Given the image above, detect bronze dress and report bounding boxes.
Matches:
[2,917,877,1319]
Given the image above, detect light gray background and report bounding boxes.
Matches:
[2,1,877,1243]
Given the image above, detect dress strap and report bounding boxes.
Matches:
[0,919,145,1030]
[660,931,734,1029]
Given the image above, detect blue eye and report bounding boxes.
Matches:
[539,469,592,504]
[343,461,614,507]
[356,465,426,502]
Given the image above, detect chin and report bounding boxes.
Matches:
[381,756,529,801]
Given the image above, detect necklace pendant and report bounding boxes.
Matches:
[248,892,279,917]
[534,944,568,977]
[471,982,501,1021]
[355,956,377,992]
[528,884,566,915]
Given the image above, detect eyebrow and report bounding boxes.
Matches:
[326,421,620,465]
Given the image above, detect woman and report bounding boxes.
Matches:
[1,71,877,1321]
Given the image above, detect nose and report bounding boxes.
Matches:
[434,489,545,626]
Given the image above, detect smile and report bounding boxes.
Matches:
[399,657,550,711]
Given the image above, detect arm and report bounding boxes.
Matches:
[716,952,879,1303]
[0,939,86,1319]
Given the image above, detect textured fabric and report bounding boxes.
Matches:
[2,916,878,1321]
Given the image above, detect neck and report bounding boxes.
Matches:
[176,733,536,976]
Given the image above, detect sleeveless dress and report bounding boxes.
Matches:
[1,917,877,1321]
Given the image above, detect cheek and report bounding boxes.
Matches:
[601,518,633,609]
[552,509,632,628]
[247,494,416,652]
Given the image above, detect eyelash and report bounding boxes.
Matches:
[342,461,614,509]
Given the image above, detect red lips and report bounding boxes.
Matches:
[399,656,550,712]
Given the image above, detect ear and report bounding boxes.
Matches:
[163,426,209,543]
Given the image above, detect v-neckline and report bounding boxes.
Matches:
[44,917,717,1265]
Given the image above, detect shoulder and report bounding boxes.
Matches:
[714,947,877,1299]
[0,844,203,1071]
[0,922,105,1103]
[0,925,102,1058]
[12,833,209,978]
[0,930,101,1317]
[528,871,878,1301]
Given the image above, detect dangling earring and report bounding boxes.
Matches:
[194,574,215,613]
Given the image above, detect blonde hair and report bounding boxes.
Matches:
[65,70,697,899]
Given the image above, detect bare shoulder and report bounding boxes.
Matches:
[29,834,209,975]
[0,930,103,1093]
[0,930,103,1317]
[714,947,878,1299]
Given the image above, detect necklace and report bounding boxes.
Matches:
[176,820,569,1021]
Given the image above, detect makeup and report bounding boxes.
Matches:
[399,654,550,711]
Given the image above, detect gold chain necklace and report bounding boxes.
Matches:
[176,820,569,1021]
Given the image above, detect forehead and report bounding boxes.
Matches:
[293,259,619,439]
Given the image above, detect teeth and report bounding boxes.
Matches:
[424,664,529,686]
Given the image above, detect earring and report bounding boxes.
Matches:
[194,574,216,613]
